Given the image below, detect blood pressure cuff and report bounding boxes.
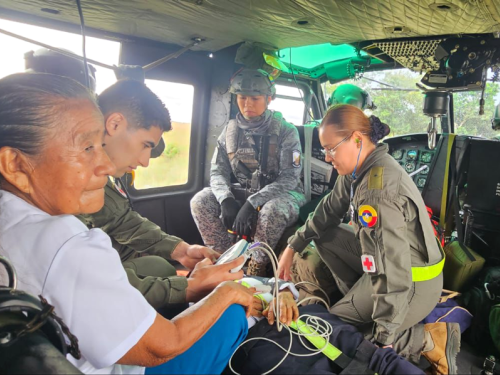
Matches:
[226,304,424,375]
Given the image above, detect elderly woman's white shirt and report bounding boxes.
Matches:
[0,190,156,374]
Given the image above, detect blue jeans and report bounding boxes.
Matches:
[146,304,248,374]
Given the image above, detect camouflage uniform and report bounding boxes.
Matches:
[288,144,444,363]
[78,178,188,309]
[191,110,306,263]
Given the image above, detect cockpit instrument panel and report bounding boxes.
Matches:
[383,134,439,193]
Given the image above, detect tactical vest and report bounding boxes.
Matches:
[226,112,282,190]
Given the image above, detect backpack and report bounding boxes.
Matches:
[421,290,472,333]
[461,267,500,355]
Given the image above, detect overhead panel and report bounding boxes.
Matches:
[372,39,445,72]
[0,0,498,51]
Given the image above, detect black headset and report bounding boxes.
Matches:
[0,256,80,359]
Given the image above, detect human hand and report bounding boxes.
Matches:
[262,291,299,326]
[171,242,220,270]
[249,296,266,318]
[186,256,246,302]
[277,247,295,281]
[215,281,256,318]
[221,197,240,230]
[233,201,256,237]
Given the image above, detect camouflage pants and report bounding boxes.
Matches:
[190,187,304,264]
[291,223,443,364]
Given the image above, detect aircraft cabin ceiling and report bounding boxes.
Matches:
[0,0,499,51]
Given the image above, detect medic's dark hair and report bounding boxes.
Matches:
[98,79,172,132]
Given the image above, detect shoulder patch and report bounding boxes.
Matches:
[358,204,378,228]
[368,166,384,190]
[292,150,301,168]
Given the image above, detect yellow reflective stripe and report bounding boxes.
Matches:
[411,257,445,282]
[289,319,343,361]
[239,281,251,288]
[411,239,446,282]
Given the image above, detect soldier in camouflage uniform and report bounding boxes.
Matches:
[191,69,306,276]
[278,105,460,375]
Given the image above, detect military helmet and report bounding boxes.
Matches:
[229,68,276,99]
[25,48,97,92]
[327,84,376,110]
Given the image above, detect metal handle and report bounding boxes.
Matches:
[0,256,17,290]
[427,118,438,150]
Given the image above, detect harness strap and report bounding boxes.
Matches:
[411,238,445,282]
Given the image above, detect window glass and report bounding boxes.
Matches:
[453,86,500,138]
[0,19,120,93]
[133,79,194,189]
[268,84,305,125]
[324,69,500,139]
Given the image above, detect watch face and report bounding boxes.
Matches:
[421,151,433,163]
[392,149,404,160]
[407,150,418,160]
[405,161,416,173]
[417,177,427,188]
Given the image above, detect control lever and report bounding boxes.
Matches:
[427,118,438,150]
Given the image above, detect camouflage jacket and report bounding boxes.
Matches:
[210,110,304,208]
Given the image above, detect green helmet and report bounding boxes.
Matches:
[229,68,276,99]
[327,84,376,110]
[25,48,97,93]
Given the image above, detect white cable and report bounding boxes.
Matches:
[297,296,329,309]
[228,241,336,375]
[295,281,331,307]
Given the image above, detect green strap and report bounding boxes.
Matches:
[439,134,456,227]
[289,319,343,361]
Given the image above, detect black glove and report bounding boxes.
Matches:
[233,201,256,237]
[220,198,240,230]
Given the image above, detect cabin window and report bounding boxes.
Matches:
[133,79,194,189]
[0,19,120,94]
[268,84,306,125]
[452,88,500,138]
[324,69,500,140]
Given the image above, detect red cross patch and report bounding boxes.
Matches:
[361,255,376,273]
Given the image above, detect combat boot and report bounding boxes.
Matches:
[246,259,268,277]
[422,322,461,375]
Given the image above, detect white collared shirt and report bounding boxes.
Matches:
[0,190,156,374]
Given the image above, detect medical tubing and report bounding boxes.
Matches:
[229,242,338,375]
[295,280,331,307]
[352,140,363,180]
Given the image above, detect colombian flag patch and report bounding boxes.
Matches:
[358,205,378,228]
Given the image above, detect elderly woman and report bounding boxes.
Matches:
[0,73,261,374]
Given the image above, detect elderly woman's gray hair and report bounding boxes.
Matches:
[0,73,97,157]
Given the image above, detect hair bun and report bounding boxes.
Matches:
[369,116,390,143]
